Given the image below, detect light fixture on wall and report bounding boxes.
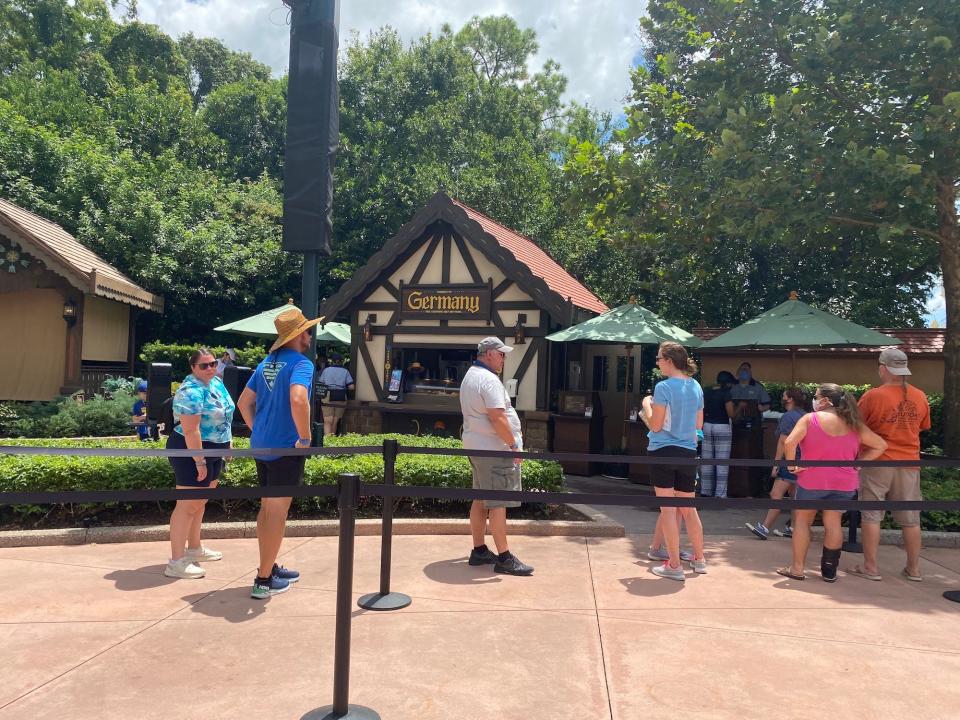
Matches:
[363,313,376,342]
[514,313,527,345]
[62,299,78,327]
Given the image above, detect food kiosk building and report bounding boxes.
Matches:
[317,192,608,448]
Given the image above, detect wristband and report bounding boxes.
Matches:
[297,438,311,445]
[509,443,518,450]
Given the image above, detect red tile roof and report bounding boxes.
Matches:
[453,200,608,315]
[692,326,944,355]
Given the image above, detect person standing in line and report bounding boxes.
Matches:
[164,348,234,579]
[237,308,322,599]
[700,371,736,498]
[848,349,930,582]
[641,341,706,581]
[318,352,354,437]
[460,337,533,576]
[215,348,237,377]
[747,386,807,539]
[778,384,886,582]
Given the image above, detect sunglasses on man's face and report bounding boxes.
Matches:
[195,361,218,370]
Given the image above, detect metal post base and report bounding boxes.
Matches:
[842,542,863,553]
[357,591,412,611]
[944,591,960,604]
[302,705,381,720]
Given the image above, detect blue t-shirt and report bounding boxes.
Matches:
[132,398,150,440]
[777,408,806,437]
[648,376,704,452]
[172,375,235,443]
[246,348,314,461]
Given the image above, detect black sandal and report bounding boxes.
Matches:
[776,567,806,581]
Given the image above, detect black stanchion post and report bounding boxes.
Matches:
[358,439,411,611]
[302,473,380,720]
[843,508,863,554]
[945,591,960,604]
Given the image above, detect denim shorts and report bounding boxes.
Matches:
[794,486,856,502]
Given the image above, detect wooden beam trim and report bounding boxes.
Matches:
[512,337,543,385]
[373,326,548,337]
[492,279,514,298]
[410,234,441,285]
[441,234,451,283]
[452,233,483,284]
[358,339,385,401]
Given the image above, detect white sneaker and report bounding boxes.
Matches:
[164,557,206,579]
[689,558,708,574]
[185,545,223,563]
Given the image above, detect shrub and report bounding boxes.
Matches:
[0,434,564,524]
[1,393,138,439]
[919,467,960,532]
[139,341,268,378]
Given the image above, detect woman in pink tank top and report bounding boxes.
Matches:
[776,384,886,582]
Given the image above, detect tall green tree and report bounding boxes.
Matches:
[567,0,959,449]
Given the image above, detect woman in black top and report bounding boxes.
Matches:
[700,371,735,497]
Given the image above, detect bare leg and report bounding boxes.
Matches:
[860,521,882,576]
[487,507,509,554]
[169,493,204,560]
[762,479,793,529]
[677,493,705,559]
[186,480,216,551]
[902,525,922,577]
[654,486,681,568]
[822,510,843,549]
[789,510,817,576]
[257,496,293,578]
[469,500,487,547]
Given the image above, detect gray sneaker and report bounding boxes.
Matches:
[651,562,685,581]
[647,547,695,562]
[689,558,708,574]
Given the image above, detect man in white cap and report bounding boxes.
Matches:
[459,336,533,575]
[237,307,323,598]
[848,348,930,582]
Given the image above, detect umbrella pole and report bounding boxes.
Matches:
[622,345,633,450]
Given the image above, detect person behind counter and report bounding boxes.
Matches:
[460,336,534,576]
[700,371,736,497]
[318,352,354,437]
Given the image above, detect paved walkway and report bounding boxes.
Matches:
[2,534,959,719]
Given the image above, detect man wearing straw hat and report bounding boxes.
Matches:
[237,307,323,599]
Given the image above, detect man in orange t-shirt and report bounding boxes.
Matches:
[850,349,930,582]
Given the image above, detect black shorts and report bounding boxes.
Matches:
[166,431,228,488]
[649,446,698,493]
[255,456,306,487]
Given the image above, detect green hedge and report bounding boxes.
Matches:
[139,341,269,379]
[0,433,564,523]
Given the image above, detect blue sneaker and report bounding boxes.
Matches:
[746,522,770,540]
[251,575,290,599]
[272,564,300,584]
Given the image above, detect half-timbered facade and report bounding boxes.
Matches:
[317,192,607,447]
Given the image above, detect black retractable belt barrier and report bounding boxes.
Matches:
[302,474,381,720]
[357,439,411,611]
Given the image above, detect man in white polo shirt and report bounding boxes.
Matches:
[460,337,534,576]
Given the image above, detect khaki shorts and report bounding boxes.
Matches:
[469,455,521,508]
[321,403,346,422]
[859,466,922,527]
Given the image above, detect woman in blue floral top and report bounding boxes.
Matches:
[164,348,236,580]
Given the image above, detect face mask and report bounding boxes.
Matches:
[738,370,750,381]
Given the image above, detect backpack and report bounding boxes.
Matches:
[159,396,179,436]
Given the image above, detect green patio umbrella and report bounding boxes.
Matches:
[699,292,900,381]
[214,300,350,345]
[547,298,702,445]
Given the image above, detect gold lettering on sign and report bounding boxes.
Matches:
[405,290,480,314]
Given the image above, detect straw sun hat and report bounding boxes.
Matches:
[270,307,325,352]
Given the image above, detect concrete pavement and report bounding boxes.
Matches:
[2,534,959,719]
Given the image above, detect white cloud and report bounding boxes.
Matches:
[122,0,645,115]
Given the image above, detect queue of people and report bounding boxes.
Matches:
[640,345,930,584]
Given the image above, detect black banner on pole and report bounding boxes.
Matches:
[283,0,339,254]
